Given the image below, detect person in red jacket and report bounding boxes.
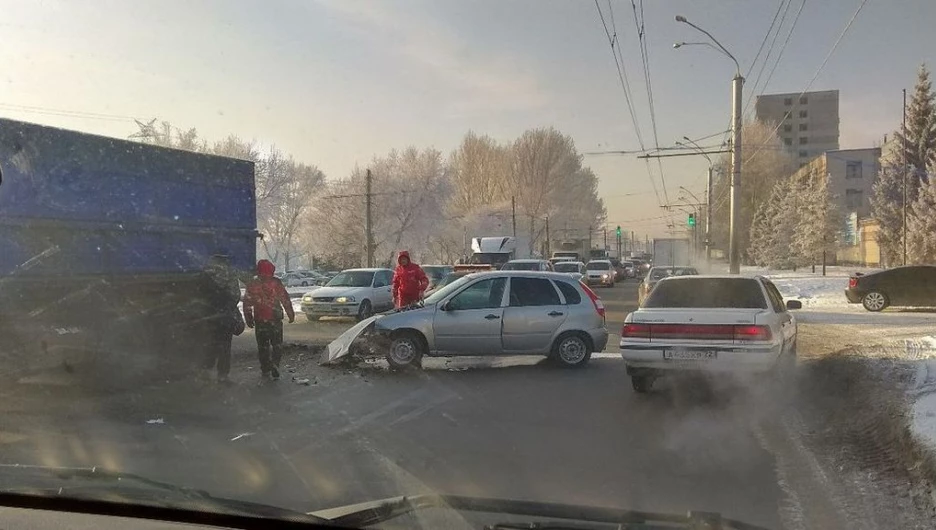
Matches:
[391,250,429,309]
[242,259,295,381]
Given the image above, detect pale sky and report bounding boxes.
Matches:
[2,0,934,237]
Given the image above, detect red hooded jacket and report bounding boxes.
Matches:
[392,251,429,307]
[243,260,295,326]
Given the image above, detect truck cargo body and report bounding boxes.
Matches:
[0,118,257,362]
[651,238,691,268]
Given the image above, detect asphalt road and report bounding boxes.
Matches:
[1,279,787,529]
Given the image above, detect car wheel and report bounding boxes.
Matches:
[862,291,888,312]
[386,331,424,369]
[357,300,374,321]
[306,314,320,322]
[301,281,309,286]
[551,332,592,368]
[631,375,653,393]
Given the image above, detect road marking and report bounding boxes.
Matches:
[593,352,622,359]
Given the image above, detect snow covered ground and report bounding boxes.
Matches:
[739,266,936,476]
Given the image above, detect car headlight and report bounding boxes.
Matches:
[302,294,313,302]
[335,296,355,304]
[602,273,609,279]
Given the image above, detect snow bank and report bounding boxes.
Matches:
[907,337,936,458]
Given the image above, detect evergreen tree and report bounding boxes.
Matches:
[894,64,936,182]
[791,167,841,267]
[872,64,936,265]
[871,161,909,266]
[907,175,936,263]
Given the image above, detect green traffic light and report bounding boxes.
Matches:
[616,226,622,237]
[688,214,696,227]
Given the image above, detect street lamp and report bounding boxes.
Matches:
[675,15,743,274]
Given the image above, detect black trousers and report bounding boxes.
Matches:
[255,320,284,375]
[202,325,233,377]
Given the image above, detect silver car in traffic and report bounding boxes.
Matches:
[372,271,609,369]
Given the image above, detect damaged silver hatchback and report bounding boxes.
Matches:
[336,271,609,369]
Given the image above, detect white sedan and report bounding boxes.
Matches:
[620,275,801,393]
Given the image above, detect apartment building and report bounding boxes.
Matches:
[755,90,840,165]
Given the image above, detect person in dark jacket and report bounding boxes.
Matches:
[391,250,429,309]
[200,254,243,384]
[242,259,294,381]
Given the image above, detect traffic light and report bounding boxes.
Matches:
[688,214,696,227]
[616,226,622,237]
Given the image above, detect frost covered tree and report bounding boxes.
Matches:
[308,147,450,267]
[710,120,795,260]
[894,65,936,183]
[907,176,936,263]
[870,161,908,266]
[748,177,799,268]
[791,167,841,267]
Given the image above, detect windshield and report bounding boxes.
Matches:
[5,2,933,529]
[326,271,375,287]
[553,262,580,273]
[501,261,539,271]
[644,278,768,309]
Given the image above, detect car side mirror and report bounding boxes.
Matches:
[786,300,802,310]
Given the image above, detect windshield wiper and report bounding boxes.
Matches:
[310,494,771,530]
[0,464,329,525]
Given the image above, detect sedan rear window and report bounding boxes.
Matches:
[586,262,611,270]
[643,278,768,309]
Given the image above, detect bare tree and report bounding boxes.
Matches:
[448,132,509,214]
[259,158,326,269]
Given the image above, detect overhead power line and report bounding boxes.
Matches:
[593,0,665,211]
[745,0,808,121]
[0,102,138,123]
[744,0,868,165]
[745,0,793,112]
[630,0,671,207]
[745,0,787,81]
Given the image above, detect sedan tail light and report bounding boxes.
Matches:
[619,323,772,342]
[579,281,605,322]
[621,323,652,338]
[733,325,772,341]
[848,277,858,289]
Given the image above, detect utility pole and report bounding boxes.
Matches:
[365,169,374,268]
[603,227,608,250]
[729,73,744,274]
[902,88,908,266]
[699,169,709,268]
[587,225,593,256]
[632,231,636,255]
[545,216,550,257]
[511,196,517,238]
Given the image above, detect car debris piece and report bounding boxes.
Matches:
[146,418,165,425]
[323,315,382,363]
[230,432,255,442]
[293,378,311,385]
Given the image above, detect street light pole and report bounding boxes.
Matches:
[675,15,743,274]
[678,138,714,269]
[729,74,743,274]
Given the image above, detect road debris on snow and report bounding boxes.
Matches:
[230,432,255,442]
[293,377,312,385]
[146,418,165,425]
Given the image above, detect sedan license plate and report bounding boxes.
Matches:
[664,349,716,361]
